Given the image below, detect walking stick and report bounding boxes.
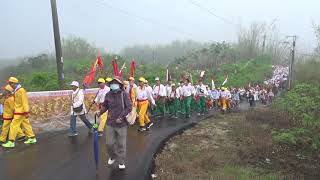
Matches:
[87,90,100,114]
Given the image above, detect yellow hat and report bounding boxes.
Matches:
[97,78,106,83]
[139,77,146,83]
[171,83,176,86]
[4,85,14,92]
[123,81,129,85]
[145,80,148,83]
[105,77,112,82]
[129,77,135,81]
[8,77,19,83]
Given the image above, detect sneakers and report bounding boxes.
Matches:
[88,128,94,134]
[138,127,146,132]
[24,138,37,144]
[107,158,125,170]
[146,122,154,130]
[119,164,126,170]
[17,136,27,142]
[68,133,78,137]
[2,141,15,148]
[98,132,103,137]
[107,158,115,165]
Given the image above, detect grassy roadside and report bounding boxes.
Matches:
[154,109,319,180]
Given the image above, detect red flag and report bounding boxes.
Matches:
[83,56,104,87]
[112,58,122,77]
[96,55,104,70]
[129,59,136,78]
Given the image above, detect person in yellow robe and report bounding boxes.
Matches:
[2,77,36,148]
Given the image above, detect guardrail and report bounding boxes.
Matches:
[27,88,99,132]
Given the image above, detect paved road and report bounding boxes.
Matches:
[0,110,220,180]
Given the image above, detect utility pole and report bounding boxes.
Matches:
[287,35,296,90]
[262,34,266,54]
[50,0,65,89]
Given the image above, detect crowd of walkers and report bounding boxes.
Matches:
[0,65,287,170]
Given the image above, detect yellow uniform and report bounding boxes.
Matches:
[0,96,25,142]
[136,85,154,127]
[9,87,35,141]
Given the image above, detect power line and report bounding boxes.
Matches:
[187,0,237,26]
[95,0,195,38]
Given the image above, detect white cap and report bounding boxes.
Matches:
[155,77,160,81]
[70,81,79,87]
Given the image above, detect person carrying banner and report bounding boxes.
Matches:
[153,77,166,117]
[195,80,208,115]
[177,81,185,115]
[93,78,110,137]
[180,79,195,118]
[0,85,26,145]
[165,80,172,115]
[168,84,180,118]
[2,77,36,148]
[136,77,155,132]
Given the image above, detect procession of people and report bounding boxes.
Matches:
[0,64,287,170]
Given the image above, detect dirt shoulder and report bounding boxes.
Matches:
[154,108,320,180]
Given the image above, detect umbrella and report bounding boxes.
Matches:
[93,114,99,170]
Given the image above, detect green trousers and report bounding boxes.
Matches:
[168,99,179,116]
[180,99,185,114]
[183,96,192,117]
[156,98,165,116]
[198,96,206,113]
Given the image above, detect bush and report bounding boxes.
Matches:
[272,83,320,151]
[26,72,60,91]
[274,83,320,128]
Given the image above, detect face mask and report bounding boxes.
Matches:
[110,83,120,91]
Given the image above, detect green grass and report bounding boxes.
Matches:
[216,165,280,180]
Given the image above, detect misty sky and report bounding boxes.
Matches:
[1,0,319,58]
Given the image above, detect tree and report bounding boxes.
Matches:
[62,36,98,59]
[314,24,320,55]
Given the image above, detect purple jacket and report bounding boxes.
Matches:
[102,90,132,127]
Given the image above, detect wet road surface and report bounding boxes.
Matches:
[0,110,221,180]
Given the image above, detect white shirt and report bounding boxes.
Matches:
[180,84,195,97]
[136,86,155,105]
[215,90,221,99]
[166,85,172,97]
[145,85,153,95]
[153,84,166,97]
[196,84,208,97]
[178,86,183,96]
[226,90,232,99]
[71,88,86,115]
[94,86,110,104]
[220,91,228,98]
[126,83,137,94]
[169,88,180,98]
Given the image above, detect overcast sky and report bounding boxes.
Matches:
[0,0,319,58]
